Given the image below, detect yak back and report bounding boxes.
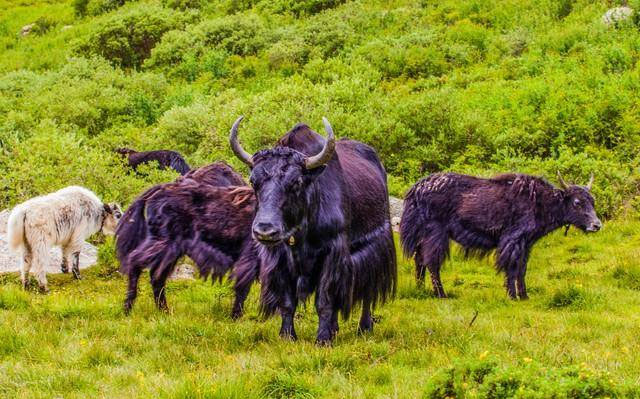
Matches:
[413,172,559,234]
[178,162,246,187]
[126,149,191,175]
[144,183,256,256]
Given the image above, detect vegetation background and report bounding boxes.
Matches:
[1,0,640,398]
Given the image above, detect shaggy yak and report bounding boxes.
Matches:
[230,116,397,345]
[400,172,602,300]
[7,186,122,292]
[115,147,191,175]
[116,162,259,318]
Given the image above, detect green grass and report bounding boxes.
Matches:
[1,222,640,398]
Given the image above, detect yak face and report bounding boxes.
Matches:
[250,148,325,245]
[562,186,601,233]
[229,116,337,246]
[102,203,123,235]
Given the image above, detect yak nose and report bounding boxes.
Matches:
[587,219,602,232]
[253,222,281,242]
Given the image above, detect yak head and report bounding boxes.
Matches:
[557,172,602,233]
[102,203,123,235]
[229,117,335,246]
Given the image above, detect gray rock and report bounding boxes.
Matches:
[20,24,34,36]
[602,6,634,26]
[389,196,404,232]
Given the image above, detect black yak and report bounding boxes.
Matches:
[116,162,259,318]
[115,148,191,175]
[230,116,397,345]
[400,172,602,299]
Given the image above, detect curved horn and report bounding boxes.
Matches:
[305,117,336,169]
[586,173,594,190]
[557,170,569,190]
[229,116,253,167]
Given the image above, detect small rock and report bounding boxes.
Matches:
[61,25,73,32]
[20,24,34,36]
[602,6,634,26]
[389,196,404,232]
[170,263,196,280]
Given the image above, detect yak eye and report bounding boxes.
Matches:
[573,198,581,206]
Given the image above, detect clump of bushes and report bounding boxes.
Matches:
[73,0,129,17]
[74,5,196,68]
[424,359,622,399]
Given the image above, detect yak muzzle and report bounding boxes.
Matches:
[586,219,602,233]
[253,221,283,245]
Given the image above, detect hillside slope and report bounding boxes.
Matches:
[1,0,640,216]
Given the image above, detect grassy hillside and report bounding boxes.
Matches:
[1,0,640,214]
[2,0,640,398]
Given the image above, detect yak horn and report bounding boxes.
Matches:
[586,173,594,190]
[557,171,569,190]
[229,116,253,167]
[305,117,336,169]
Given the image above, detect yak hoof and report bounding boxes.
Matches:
[231,309,243,320]
[38,285,50,294]
[280,330,297,341]
[315,337,333,347]
[72,270,82,280]
[358,322,373,335]
[61,265,68,274]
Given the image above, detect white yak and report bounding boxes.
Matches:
[7,186,122,292]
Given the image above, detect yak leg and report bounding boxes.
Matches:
[21,248,33,290]
[315,290,337,346]
[516,252,530,300]
[358,297,373,334]
[231,279,252,320]
[31,243,49,294]
[279,287,298,341]
[416,227,449,298]
[151,260,178,312]
[497,237,528,300]
[124,266,143,314]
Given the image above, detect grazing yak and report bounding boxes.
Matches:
[400,172,601,299]
[230,117,397,345]
[115,148,191,175]
[7,186,122,292]
[116,162,259,318]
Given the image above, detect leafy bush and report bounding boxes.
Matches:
[423,359,621,399]
[74,5,195,68]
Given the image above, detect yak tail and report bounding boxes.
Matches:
[170,155,191,176]
[399,183,427,258]
[7,206,26,253]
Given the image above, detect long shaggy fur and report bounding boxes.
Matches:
[400,172,600,299]
[241,123,397,343]
[116,148,191,175]
[8,186,121,291]
[115,163,258,317]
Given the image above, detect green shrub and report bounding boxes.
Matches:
[424,359,620,399]
[154,102,214,154]
[30,16,57,35]
[260,374,316,399]
[268,0,347,17]
[547,285,591,309]
[163,0,203,10]
[74,5,195,68]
